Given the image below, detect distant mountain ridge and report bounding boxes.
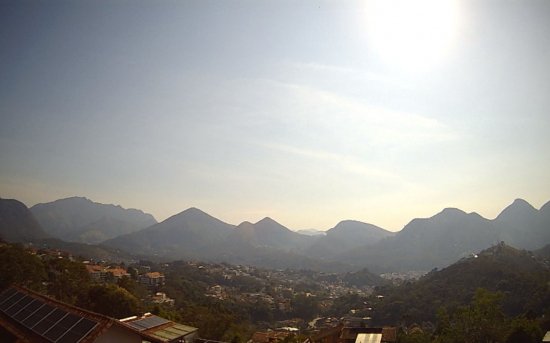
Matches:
[3,196,550,273]
[0,198,126,261]
[306,220,394,260]
[101,198,550,272]
[231,217,312,250]
[104,207,235,260]
[337,199,550,272]
[30,197,157,244]
[495,198,548,250]
[103,208,364,270]
[0,198,50,242]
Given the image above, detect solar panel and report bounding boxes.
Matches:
[125,321,146,331]
[33,308,68,335]
[0,288,100,343]
[13,299,43,322]
[56,318,98,343]
[5,295,33,316]
[0,291,25,311]
[44,313,81,342]
[22,303,53,328]
[0,288,18,305]
[126,315,170,331]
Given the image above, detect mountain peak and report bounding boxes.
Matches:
[61,196,91,202]
[167,207,219,223]
[437,207,467,217]
[509,198,536,210]
[325,220,392,241]
[182,207,206,215]
[254,217,292,233]
[330,220,387,233]
[30,197,157,243]
[496,198,537,221]
[440,207,466,214]
[0,198,50,242]
[256,217,277,225]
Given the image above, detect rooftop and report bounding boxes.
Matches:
[121,313,198,342]
[0,286,168,343]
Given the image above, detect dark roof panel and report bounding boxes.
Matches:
[0,291,25,311]
[0,287,104,343]
[56,318,98,343]
[0,286,170,343]
[126,315,170,331]
[33,308,68,335]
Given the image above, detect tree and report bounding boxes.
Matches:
[397,331,432,343]
[291,294,319,321]
[0,244,46,291]
[46,258,91,305]
[178,304,236,340]
[117,276,147,300]
[84,284,141,318]
[435,288,507,343]
[505,317,543,343]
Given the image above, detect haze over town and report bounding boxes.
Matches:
[1,0,550,231]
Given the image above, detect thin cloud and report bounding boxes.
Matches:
[263,142,403,183]
[258,78,458,148]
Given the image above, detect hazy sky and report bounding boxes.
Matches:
[1,0,549,231]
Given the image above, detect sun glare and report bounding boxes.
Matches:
[365,0,461,72]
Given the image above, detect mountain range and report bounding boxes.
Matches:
[0,198,50,242]
[338,199,550,272]
[30,197,157,244]
[1,196,549,273]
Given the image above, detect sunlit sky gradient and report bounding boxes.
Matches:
[1,0,549,231]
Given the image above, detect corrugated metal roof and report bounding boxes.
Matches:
[355,333,382,343]
[149,323,198,342]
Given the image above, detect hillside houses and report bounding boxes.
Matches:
[83,263,166,289]
[139,272,166,289]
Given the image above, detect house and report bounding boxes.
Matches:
[0,286,167,343]
[341,327,396,343]
[105,267,131,281]
[151,292,175,306]
[85,265,107,283]
[306,325,343,343]
[355,333,381,343]
[139,272,166,289]
[120,313,198,343]
[307,325,396,343]
[249,330,292,343]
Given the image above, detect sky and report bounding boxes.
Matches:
[1,0,550,231]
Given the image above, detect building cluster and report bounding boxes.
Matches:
[247,318,397,343]
[184,261,378,321]
[306,324,397,343]
[84,262,166,290]
[3,244,404,342]
[379,271,426,285]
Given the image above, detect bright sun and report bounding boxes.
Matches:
[365,0,460,72]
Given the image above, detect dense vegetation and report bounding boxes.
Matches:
[1,242,549,342]
[374,244,550,342]
[0,243,142,318]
